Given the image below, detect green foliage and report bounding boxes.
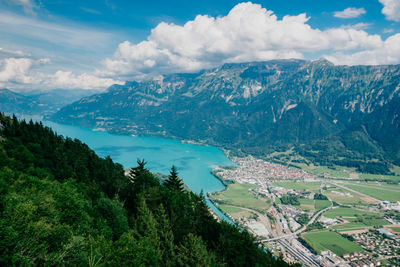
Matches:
[164,165,184,192]
[0,114,289,266]
[296,213,310,225]
[280,194,300,205]
[314,193,328,200]
[307,222,324,231]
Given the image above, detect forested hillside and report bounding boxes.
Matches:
[0,114,288,266]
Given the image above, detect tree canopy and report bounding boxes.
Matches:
[0,114,290,266]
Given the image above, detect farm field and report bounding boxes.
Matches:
[343,181,400,191]
[302,230,364,256]
[217,204,254,220]
[387,226,400,233]
[272,181,321,193]
[285,198,331,212]
[359,173,400,182]
[323,208,386,230]
[324,208,378,218]
[296,198,314,211]
[314,199,331,210]
[303,165,351,178]
[343,184,400,202]
[332,222,371,232]
[323,188,365,205]
[210,182,271,212]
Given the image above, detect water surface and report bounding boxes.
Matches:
[42,121,234,221]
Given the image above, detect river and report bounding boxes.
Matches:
[42,121,234,222]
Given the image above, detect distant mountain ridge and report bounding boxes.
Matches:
[0,88,100,117]
[50,59,400,173]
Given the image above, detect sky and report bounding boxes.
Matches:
[0,0,399,91]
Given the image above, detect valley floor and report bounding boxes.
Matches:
[208,155,400,266]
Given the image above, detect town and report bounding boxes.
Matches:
[209,156,400,266]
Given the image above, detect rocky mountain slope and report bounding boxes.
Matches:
[50,59,400,174]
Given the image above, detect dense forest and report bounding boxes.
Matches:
[0,114,289,266]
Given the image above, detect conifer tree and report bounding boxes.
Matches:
[164,165,184,192]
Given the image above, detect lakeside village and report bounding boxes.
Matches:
[208,156,400,267]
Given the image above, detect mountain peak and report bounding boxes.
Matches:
[311,58,334,66]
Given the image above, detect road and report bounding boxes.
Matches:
[259,204,336,242]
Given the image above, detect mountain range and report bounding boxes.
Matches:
[0,88,99,117]
[46,59,400,174]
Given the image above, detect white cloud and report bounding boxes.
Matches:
[48,71,123,90]
[334,7,366,19]
[2,2,400,90]
[325,33,400,65]
[383,28,394,33]
[379,0,400,22]
[0,47,30,57]
[7,0,37,15]
[0,57,44,85]
[101,2,387,78]
[340,23,371,31]
[0,56,123,91]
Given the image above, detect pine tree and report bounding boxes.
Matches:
[164,166,184,192]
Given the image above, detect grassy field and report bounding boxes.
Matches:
[332,222,370,231]
[302,230,364,256]
[296,198,314,211]
[324,208,386,229]
[217,204,254,220]
[387,227,400,233]
[324,208,376,218]
[210,182,271,212]
[359,173,400,182]
[315,199,331,211]
[272,181,321,193]
[279,198,330,212]
[303,165,351,178]
[343,181,400,191]
[323,187,366,205]
[344,184,400,202]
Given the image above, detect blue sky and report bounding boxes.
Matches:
[0,0,399,91]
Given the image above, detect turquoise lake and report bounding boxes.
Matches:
[42,121,234,221]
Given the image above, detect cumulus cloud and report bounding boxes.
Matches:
[325,33,400,65]
[3,2,400,90]
[0,57,45,86]
[101,2,387,78]
[379,0,400,22]
[334,7,366,19]
[48,71,122,90]
[0,56,123,91]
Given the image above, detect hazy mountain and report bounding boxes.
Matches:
[50,59,400,174]
[0,88,100,117]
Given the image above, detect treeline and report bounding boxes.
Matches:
[313,193,328,200]
[280,194,300,205]
[0,114,289,266]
